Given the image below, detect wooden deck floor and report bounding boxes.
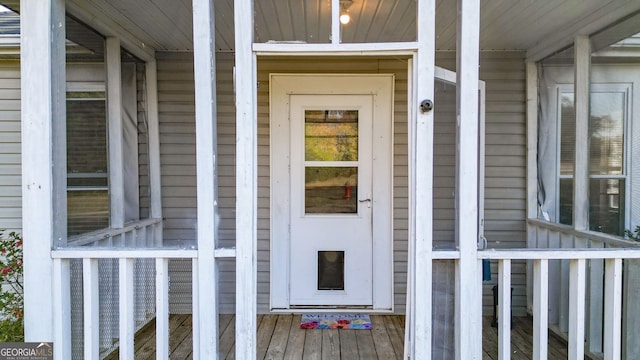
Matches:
[106,314,570,359]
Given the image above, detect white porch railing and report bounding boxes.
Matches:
[477,218,640,360]
[50,218,236,359]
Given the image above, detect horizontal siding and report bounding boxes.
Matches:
[0,61,20,231]
[436,51,528,316]
[156,51,527,316]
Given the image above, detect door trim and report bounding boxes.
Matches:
[269,74,394,311]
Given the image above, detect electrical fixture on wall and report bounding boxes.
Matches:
[340,0,353,25]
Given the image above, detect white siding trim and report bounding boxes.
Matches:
[145,61,163,232]
[20,0,66,342]
[455,0,482,358]
[192,0,220,357]
[234,0,258,359]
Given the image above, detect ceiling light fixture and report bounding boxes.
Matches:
[339,0,353,25]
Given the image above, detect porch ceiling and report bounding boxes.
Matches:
[4,0,640,59]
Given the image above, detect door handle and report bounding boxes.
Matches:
[359,198,372,208]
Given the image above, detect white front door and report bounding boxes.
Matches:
[289,95,374,306]
[270,74,394,311]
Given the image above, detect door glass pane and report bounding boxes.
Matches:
[589,92,624,175]
[318,251,345,290]
[305,167,357,214]
[590,179,625,236]
[305,110,358,161]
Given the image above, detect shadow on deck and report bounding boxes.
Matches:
[106,314,570,359]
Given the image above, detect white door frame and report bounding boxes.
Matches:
[270,74,394,311]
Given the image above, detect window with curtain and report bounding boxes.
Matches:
[66,91,109,235]
[558,87,628,236]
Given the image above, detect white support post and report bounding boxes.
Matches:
[20,0,66,343]
[533,259,549,360]
[119,258,135,359]
[156,258,170,360]
[331,0,340,44]
[145,61,163,245]
[526,62,539,313]
[192,259,200,360]
[405,0,436,359]
[52,259,71,360]
[569,258,587,359]
[573,36,591,231]
[83,259,100,360]
[455,0,482,359]
[192,0,219,358]
[498,260,511,360]
[106,37,125,229]
[604,258,622,360]
[235,0,258,358]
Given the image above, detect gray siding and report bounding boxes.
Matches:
[156,51,527,315]
[0,61,20,232]
[436,51,528,315]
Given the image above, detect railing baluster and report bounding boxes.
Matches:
[53,258,71,360]
[156,258,170,360]
[498,259,511,360]
[604,258,622,360]
[119,258,135,359]
[83,258,100,359]
[192,259,200,360]
[533,259,548,360]
[569,258,586,360]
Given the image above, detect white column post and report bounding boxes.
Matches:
[20,0,67,343]
[405,0,436,359]
[192,0,219,357]
[145,61,163,245]
[106,37,125,229]
[234,0,258,358]
[573,36,591,231]
[525,61,538,312]
[455,0,482,358]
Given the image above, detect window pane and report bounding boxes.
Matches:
[559,179,573,225]
[589,179,625,236]
[305,167,357,214]
[305,110,358,161]
[560,93,575,176]
[68,190,109,235]
[589,92,624,175]
[67,99,107,174]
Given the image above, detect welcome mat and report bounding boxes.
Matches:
[300,313,372,329]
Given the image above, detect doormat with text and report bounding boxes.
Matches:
[300,313,372,329]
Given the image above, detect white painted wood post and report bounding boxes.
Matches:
[533,259,549,360]
[155,258,170,360]
[569,258,587,359]
[406,0,436,359]
[52,259,71,360]
[573,36,591,231]
[235,0,258,358]
[331,0,340,44]
[106,37,126,229]
[145,61,163,246]
[20,0,67,344]
[526,62,539,313]
[192,0,220,357]
[455,0,482,358]
[119,258,135,359]
[498,260,511,360]
[83,259,100,360]
[604,258,622,360]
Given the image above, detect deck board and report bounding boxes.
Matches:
[111,314,574,359]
